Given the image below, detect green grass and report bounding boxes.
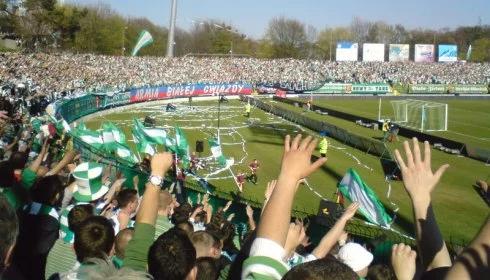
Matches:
[293,97,490,149]
[84,99,489,242]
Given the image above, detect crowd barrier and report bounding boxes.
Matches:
[54,87,469,250]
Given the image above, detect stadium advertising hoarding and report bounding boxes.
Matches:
[389,44,410,62]
[336,41,358,61]
[307,83,390,94]
[414,44,435,62]
[409,84,488,94]
[363,43,385,62]
[105,91,131,107]
[352,83,390,94]
[438,44,458,62]
[130,83,252,102]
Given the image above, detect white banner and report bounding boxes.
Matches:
[363,43,385,62]
[336,41,358,61]
[414,44,435,62]
[389,44,409,62]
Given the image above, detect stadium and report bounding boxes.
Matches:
[0,0,489,280]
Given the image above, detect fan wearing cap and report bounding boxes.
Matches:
[337,242,374,279]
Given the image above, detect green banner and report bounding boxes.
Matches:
[308,83,352,94]
[410,84,488,94]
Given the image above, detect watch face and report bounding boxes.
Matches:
[150,176,162,186]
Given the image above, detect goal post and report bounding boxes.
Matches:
[390,99,448,132]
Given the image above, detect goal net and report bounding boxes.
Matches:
[390,99,448,132]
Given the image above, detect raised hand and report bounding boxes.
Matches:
[245,204,254,218]
[150,152,174,177]
[281,134,327,182]
[394,138,449,201]
[264,180,277,201]
[340,202,359,222]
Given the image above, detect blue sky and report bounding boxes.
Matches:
[66,0,489,38]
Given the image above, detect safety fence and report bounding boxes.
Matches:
[55,91,470,251]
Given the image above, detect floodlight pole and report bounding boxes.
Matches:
[166,0,178,58]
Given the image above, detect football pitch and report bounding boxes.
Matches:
[84,98,489,242]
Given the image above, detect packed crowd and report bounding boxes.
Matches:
[1,53,489,96]
[0,91,489,280]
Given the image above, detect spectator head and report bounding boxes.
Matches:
[195,257,219,280]
[177,221,194,236]
[68,204,94,232]
[190,231,222,259]
[158,190,172,216]
[282,257,358,280]
[74,216,115,263]
[148,228,197,280]
[116,189,138,214]
[9,151,28,170]
[30,175,65,207]
[367,264,396,280]
[0,196,18,274]
[338,242,374,278]
[115,228,134,259]
[172,203,193,224]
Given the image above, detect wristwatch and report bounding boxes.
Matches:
[148,175,163,187]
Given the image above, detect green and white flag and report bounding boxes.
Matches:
[131,30,154,56]
[114,142,139,164]
[133,118,167,145]
[175,126,190,166]
[132,129,155,156]
[102,122,126,144]
[73,127,104,149]
[338,168,393,228]
[208,137,226,167]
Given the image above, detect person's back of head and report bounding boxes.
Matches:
[172,203,192,224]
[367,263,396,280]
[68,204,95,232]
[195,257,219,280]
[9,151,28,170]
[0,195,18,275]
[116,189,138,210]
[282,257,358,280]
[177,221,194,236]
[30,175,64,207]
[115,228,134,259]
[74,216,115,263]
[338,242,374,278]
[190,231,221,259]
[148,228,197,280]
[76,258,150,280]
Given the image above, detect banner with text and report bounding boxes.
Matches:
[389,44,410,62]
[415,44,435,62]
[438,44,458,62]
[130,83,252,102]
[409,84,488,94]
[363,43,385,62]
[306,83,390,94]
[336,41,358,61]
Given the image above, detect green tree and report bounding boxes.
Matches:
[471,38,490,62]
[265,17,306,58]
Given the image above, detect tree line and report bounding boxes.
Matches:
[1,1,489,61]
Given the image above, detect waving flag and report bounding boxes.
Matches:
[175,127,190,167]
[73,127,104,149]
[114,142,139,164]
[208,137,226,167]
[338,168,393,227]
[102,122,126,144]
[132,129,155,156]
[133,118,167,145]
[132,30,154,56]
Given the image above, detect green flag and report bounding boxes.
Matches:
[133,118,167,145]
[132,129,155,156]
[73,127,104,149]
[132,30,154,56]
[208,138,227,167]
[338,168,393,227]
[174,126,190,167]
[102,122,126,144]
[114,142,139,164]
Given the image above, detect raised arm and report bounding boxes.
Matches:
[27,139,49,173]
[312,202,359,259]
[45,150,77,176]
[394,138,451,271]
[257,134,327,247]
[445,215,490,279]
